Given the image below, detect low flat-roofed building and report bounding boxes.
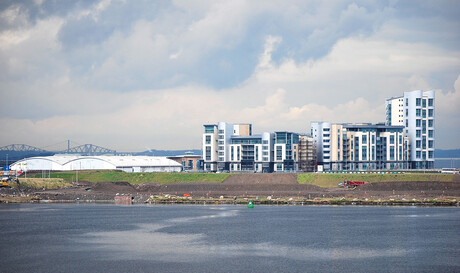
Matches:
[10,155,183,173]
[167,153,202,171]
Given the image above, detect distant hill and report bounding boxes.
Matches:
[435,149,460,158]
[133,149,202,157]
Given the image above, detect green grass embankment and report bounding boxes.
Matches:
[17,178,72,189]
[33,171,232,184]
[297,173,455,188]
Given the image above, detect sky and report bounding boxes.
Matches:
[0,0,459,152]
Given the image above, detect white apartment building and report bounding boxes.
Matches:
[311,122,331,168]
[202,122,252,172]
[203,122,302,173]
[311,122,409,171]
[386,90,435,169]
[228,132,274,173]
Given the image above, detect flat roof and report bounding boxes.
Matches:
[344,124,404,129]
[231,134,263,139]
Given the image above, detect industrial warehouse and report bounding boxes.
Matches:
[9,155,182,173]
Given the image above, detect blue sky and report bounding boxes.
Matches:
[0,0,459,151]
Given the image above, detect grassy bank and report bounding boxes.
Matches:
[297,173,455,187]
[33,171,232,184]
[17,178,72,189]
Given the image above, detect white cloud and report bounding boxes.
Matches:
[0,1,459,151]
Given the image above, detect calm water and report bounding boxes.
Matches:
[0,204,459,273]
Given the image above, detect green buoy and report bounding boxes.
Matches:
[248,201,254,208]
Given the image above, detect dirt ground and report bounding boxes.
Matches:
[2,173,458,203]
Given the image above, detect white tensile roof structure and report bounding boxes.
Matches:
[9,155,183,173]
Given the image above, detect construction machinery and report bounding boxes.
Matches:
[339,180,368,189]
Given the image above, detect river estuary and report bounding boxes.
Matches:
[0,204,459,272]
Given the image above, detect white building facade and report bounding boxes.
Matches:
[311,122,409,171]
[386,90,435,169]
[202,122,252,172]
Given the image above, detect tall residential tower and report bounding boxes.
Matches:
[385,90,435,169]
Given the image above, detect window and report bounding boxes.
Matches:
[323,134,330,137]
[390,135,395,144]
[428,120,434,127]
[422,99,426,107]
[416,98,421,106]
[416,151,421,159]
[416,109,421,117]
[362,147,367,161]
[422,136,426,149]
[276,146,282,160]
[218,146,224,150]
[205,146,211,160]
[324,139,330,143]
[263,140,268,144]
[405,109,408,116]
[428,130,434,138]
[416,130,421,138]
[399,146,402,160]
[218,140,224,145]
[428,140,433,148]
[405,98,408,106]
[422,120,426,134]
[205,135,211,144]
[428,109,433,117]
[263,157,268,161]
[416,119,421,127]
[323,128,330,131]
[399,135,402,144]
[338,135,341,149]
[390,146,395,160]
[416,140,421,148]
[406,119,408,127]
[277,164,282,171]
[237,146,240,160]
[324,145,330,148]
[372,135,375,144]
[428,98,433,106]
[205,126,215,133]
[422,151,426,160]
[263,151,268,156]
[218,129,224,134]
[429,151,434,158]
[422,110,426,118]
[362,135,367,144]
[262,145,268,151]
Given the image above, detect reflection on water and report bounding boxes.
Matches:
[78,208,408,262]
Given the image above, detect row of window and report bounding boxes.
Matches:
[415,98,434,107]
[416,151,434,159]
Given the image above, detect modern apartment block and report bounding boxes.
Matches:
[386,90,435,169]
[273,132,300,172]
[202,122,304,172]
[311,122,409,171]
[228,132,274,173]
[202,122,252,172]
